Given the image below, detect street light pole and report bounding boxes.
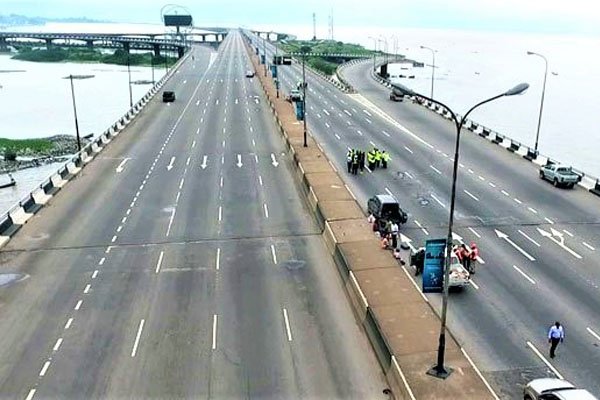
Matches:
[263,34,267,77]
[420,45,436,99]
[68,75,82,152]
[393,82,529,379]
[368,36,377,71]
[527,51,548,154]
[301,46,310,147]
[127,51,133,108]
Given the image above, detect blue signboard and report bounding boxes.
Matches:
[270,65,278,78]
[260,55,265,64]
[295,100,305,120]
[422,238,446,293]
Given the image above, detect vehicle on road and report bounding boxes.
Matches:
[389,87,404,102]
[448,252,470,289]
[296,80,308,90]
[539,164,581,188]
[367,194,408,229]
[162,91,175,102]
[524,378,598,400]
[245,70,255,78]
[288,88,303,102]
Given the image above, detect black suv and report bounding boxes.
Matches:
[367,194,408,226]
[162,91,176,102]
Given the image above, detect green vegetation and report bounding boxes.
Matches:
[0,138,53,155]
[12,47,177,67]
[279,40,373,75]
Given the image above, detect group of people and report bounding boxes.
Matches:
[346,148,391,175]
[453,242,479,274]
[346,149,366,175]
[367,148,390,170]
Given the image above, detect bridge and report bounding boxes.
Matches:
[0,30,228,57]
[286,51,370,60]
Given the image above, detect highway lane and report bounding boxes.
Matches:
[0,32,386,399]
[252,34,600,397]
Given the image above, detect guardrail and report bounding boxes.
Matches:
[0,50,191,248]
[364,60,600,198]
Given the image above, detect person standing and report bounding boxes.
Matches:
[548,322,564,358]
[346,149,353,173]
[390,221,399,249]
[367,150,375,170]
[351,151,359,175]
[374,148,382,168]
[359,151,365,172]
[381,150,390,169]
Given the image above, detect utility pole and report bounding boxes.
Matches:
[68,75,82,152]
[312,12,317,41]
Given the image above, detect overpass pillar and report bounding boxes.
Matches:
[177,46,184,58]
[153,43,161,57]
[0,37,9,53]
[380,63,389,78]
[86,40,94,49]
[45,38,53,50]
[122,42,130,54]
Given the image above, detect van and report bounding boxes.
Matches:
[162,91,175,102]
[367,194,408,227]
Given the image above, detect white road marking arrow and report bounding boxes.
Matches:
[271,153,279,167]
[116,158,130,173]
[550,228,565,244]
[452,232,463,243]
[200,155,208,169]
[537,228,582,259]
[236,154,243,168]
[399,233,417,253]
[495,229,536,261]
[167,156,175,171]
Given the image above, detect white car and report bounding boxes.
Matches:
[524,378,598,400]
[245,70,255,78]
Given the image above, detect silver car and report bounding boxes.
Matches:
[524,378,598,400]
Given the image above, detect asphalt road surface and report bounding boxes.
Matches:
[0,32,387,399]
[254,34,600,398]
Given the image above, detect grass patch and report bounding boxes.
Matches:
[12,47,177,67]
[0,138,54,153]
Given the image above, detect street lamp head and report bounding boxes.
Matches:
[504,83,529,96]
[527,51,534,55]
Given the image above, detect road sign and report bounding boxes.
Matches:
[423,238,446,293]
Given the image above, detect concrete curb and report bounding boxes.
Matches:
[0,50,192,248]
[364,62,600,199]
[243,32,496,400]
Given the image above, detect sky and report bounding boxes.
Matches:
[2,0,600,36]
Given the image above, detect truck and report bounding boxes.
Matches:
[539,164,582,188]
[389,87,404,102]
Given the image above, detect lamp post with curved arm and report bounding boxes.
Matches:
[368,36,378,70]
[527,51,548,154]
[394,82,529,379]
[420,45,436,99]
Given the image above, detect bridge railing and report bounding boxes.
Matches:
[0,47,193,246]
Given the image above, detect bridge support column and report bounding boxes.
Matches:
[0,37,9,53]
[123,42,130,54]
[379,63,389,79]
[153,44,161,57]
[45,38,53,50]
[177,46,184,58]
[86,40,94,49]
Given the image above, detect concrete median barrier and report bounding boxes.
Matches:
[246,39,497,399]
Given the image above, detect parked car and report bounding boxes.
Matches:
[539,164,581,188]
[367,194,408,230]
[448,252,470,289]
[245,70,255,78]
[524,378,598,400]
[162,91,175,102]
[289,89,303,102]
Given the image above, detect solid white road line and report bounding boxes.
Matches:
[179,178,185,190]
[405,171,414,179]
[468,227,481,238]
[74,300,83,310]
[166,209,176,236]
[583,242,596,251]
[430,165,442,175]
[460,348,500,400]
[512,265,536,284]
[463,190,479,202]
[526,341,563,379]
[470,279,480,290]
[382,130,391,137]
[528,207,538,214]
[218,206,222,222]
[514,198,523,204]
[282,308,293,342]
[131,319,145,357]
[404,146,413,154]
[39,361,51,377]
[587,327,600,341]
[344,109,352,116]
[468,168,474,174]
[258,175,263,186]
[271,244,278,264]
[216,248,220,271]
[414,219,429,236]
[25,389,36,400]
[263,203,269,218]
[155,251,164,274]
[220,176,224,187]
[53,338,63,352]
[544,217,554,224]
[385,187,393,196]
[501,190,510,196]
[495,229,536,261]
[64,318,73,330]
[518,229,541,247]
[431,194,446,208]
[335,134,341,140]
[212,315,218,350]
[488,182,496,188]
[478,175,485,181]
